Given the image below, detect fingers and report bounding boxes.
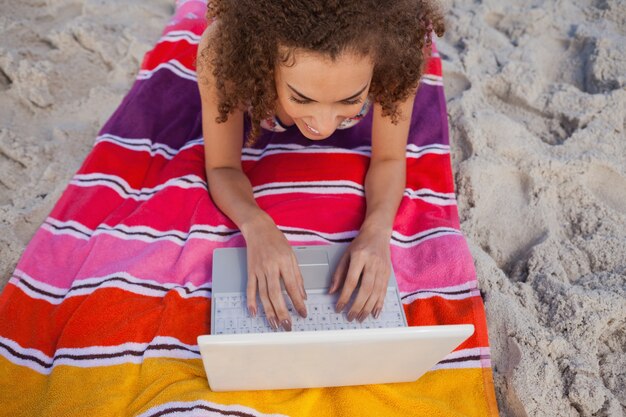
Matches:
[329,252,349,294]
[289,256,308,317]
[337,253,391,322]
[363,266,390,321]
[335,256,363,314]
[265,268,293,331]
[255,271,280,330]
[246,271,258,317]
[346,265,375,321]
[257,262,304,331]
[356,285,381,322]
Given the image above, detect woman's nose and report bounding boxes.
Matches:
[311,112,341,137]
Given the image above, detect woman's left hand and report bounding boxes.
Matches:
[328,226,392,322]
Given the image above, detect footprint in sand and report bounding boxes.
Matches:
[584,164,626,215]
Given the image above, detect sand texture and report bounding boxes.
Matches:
[0,0,625,415]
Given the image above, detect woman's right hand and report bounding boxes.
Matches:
[241,214,308,331]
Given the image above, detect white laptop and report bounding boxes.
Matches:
[197,243,474,392]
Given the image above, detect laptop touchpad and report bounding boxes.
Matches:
[295,248,330,289]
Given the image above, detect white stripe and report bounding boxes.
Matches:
[420,77,444,87]
[11,268,212,305]
[444,347,490,360]
[137,60,197,82]
[95,224,236,244]
[0,336,53,375]
[242,144,372,160]
[404,188,457,205]
[9,273,66,304]
[391,227,461,248]
[281,228,358,244]
[402,289,481,303]
[400,281,483,303]
[42,213,458,249]
[44,217,239,244]
[242,143,449,161]
[252,180,364,198]
[1,333,491,377]
[54,336,200,368]
[0,336,201,375]
[69,172,456,208]
[401,280,480,296]
[94,133,203,159]
[136,400,288,417]
[432,359,486,370]
[422,74,443,82]
[41,222,90,241]
[69,173,206,201]
[254,182,456,205]
[406,143,450,158]
[431,348,492,370]
[46,217,94,236]
[157,30,201,45]
[94,136,447,162]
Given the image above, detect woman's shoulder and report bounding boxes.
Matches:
[198,20,219,61]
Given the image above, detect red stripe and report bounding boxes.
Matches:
[0,284,484,355]
[424,56,442,77]
[141,37,199,72]
[406,153,455,192]
[77,141,205,188]
[77,143,454,193]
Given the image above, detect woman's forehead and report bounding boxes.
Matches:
[275,49,374,101]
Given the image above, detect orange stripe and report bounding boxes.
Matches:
[0,285,210,355]
[404,295,488,351]
[1,282,488,355]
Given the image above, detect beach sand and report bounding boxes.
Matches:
[1,0,624,415]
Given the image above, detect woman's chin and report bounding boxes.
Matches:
[301,131,329,141]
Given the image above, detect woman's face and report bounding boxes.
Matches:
[274,48,374,140]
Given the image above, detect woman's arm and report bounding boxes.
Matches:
[329,90,416,322]
[196,25,307,330]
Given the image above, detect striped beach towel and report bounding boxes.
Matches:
[0,2,498,416]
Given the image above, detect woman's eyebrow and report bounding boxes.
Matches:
[286,83,369,102]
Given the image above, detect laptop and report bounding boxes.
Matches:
[197,243,474,392]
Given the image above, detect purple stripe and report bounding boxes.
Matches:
[99,70,203,151]
[244,83,447,150]
[98,65,446,151]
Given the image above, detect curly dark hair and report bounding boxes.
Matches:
[197,0,444,144]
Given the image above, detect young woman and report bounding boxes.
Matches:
[196,0,444,332]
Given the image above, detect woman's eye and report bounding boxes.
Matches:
[289,96,310,104]
[288,97,363,105]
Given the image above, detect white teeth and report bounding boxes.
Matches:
[305,122,320,134]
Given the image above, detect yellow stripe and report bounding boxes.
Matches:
[0,356,496,417]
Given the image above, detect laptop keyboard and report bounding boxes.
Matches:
[213,288,405,335]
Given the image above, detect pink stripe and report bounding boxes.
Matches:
[163,1,207,36]
[49,184,457,238]
[392,234,476,291]
[16,229,238,289]
[18,228,475,291]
